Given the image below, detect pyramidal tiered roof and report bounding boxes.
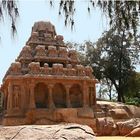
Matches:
[3,21,94,82]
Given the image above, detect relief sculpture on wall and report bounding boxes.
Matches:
[13,85,21,109]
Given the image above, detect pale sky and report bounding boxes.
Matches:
[0,0,109,84]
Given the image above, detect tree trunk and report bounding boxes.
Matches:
[117,92,122,102]
[121,91,125,103]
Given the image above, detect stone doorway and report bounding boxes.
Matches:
[70,84,83,108]
[52,83,66,108]
[34,83,48,108]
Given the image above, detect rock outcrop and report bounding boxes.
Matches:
[0,123,96,140]
[96,117,119,136]
[126,127,140,137]
[117,118,140,136]
[95,101,140,136]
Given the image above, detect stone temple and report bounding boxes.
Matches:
[0,21,97,126]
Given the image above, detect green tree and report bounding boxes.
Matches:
[84,29,140,103]
[125,72,140,98]
[124,72,140,106]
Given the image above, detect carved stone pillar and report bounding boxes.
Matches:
[21,85,26,109]
[48,84,55,108]
[7,82,13,110]
[3,89,7,110]
[83,81,89,108]
[29,81,35,109]
[65,85,71,108]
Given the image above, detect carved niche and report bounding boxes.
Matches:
[13,85,21,109]
[85,66,93,78]
[48,46,58,57]
[66,64,76,76]
[38,30,45,41]
[35,45,46,59]
[40,63,49,75]
[10,62,21,75]
[28,62,40,74]
[59,47,67,58]
[52,64,63,75]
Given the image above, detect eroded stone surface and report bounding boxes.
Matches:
[0,124,96,140]
[95,101,140,136]
[117,118,140,136]
[96,117,119,136]
[126,127,140,137]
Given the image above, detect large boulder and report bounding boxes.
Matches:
[109,108,130,119]
[96,117,119,136]
[117,118,140,136]
[0,123,96,140]
[126,127,140,137]
[126,105,140,118]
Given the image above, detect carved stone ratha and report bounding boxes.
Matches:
[0,21,97,127]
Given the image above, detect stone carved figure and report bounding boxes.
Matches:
[29,62,40,74]
[76,65,85,76]
[59,47,67,58]
[10,62,21,75]
[85,66,93,78]
[48,46,58,57]
[13,85,20,109]
[19,46,32,61]
[35,45,46,59]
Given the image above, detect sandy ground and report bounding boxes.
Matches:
[97,136,140,140]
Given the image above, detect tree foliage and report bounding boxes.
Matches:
[83,29,140,102]
[125,72,140,106]
[125,72,140,98]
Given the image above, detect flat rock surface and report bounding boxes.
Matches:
[0,123,96,140]
[97,136,140,140]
